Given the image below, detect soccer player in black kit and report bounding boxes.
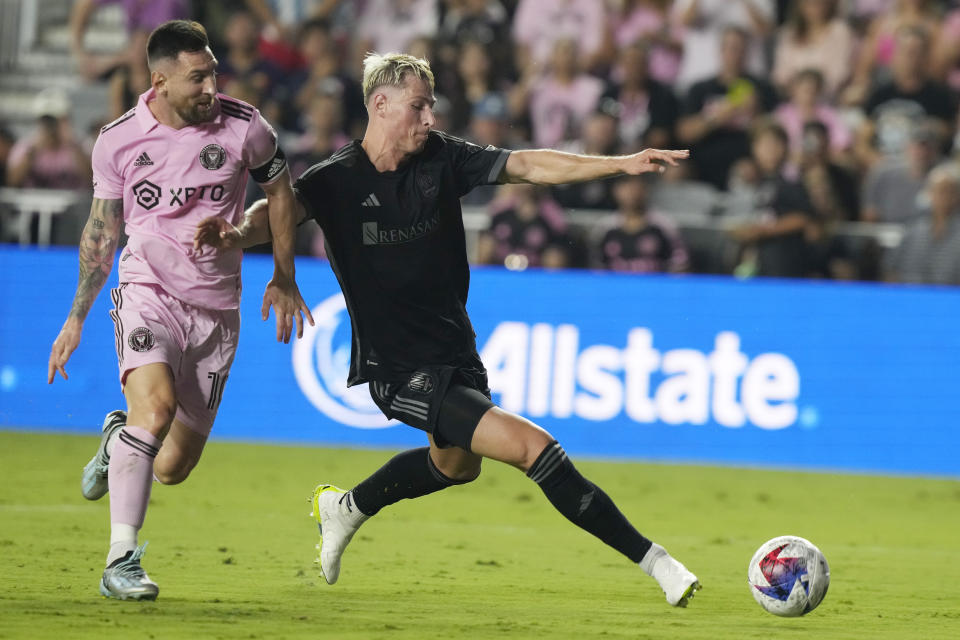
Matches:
[195,53,700,606]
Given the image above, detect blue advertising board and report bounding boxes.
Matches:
[2,245,958,476]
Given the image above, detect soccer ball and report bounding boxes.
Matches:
[748,535,830,617]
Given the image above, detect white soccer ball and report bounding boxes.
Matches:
[748,535,830,617]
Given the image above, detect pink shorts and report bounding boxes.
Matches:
[109,282,240,435]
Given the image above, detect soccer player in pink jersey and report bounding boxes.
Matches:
[46,20,313,601]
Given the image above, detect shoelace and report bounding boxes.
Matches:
[111,543,150,581]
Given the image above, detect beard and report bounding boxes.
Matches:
[176,97,216,125]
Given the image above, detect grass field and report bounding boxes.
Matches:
[1,431,958,639]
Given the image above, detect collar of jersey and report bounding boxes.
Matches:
[356,140,425,178]
[135,87,218,135]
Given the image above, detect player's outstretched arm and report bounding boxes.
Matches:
[48,197,123,383]
[503,148,689,186]
[261,171,315,343]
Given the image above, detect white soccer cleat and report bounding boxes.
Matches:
[99,543,159,601]
[643,544,702,607]
[310,484,367,585]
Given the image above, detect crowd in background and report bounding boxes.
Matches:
[3,0,960,285]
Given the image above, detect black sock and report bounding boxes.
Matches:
[350,447,469,516]
[527,441,652,563]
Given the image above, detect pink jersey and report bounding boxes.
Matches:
[92,88,286,310]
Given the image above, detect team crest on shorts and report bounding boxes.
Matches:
[199,144,226,170]
[407,371,435,394]
[128,327,156,352]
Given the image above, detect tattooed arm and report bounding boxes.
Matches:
[48,197,123,383]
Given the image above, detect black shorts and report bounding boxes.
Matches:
[368,354,494,451]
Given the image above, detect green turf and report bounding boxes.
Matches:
[1,431,958,639]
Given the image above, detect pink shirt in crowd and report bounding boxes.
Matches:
[92,0,188,33]
[528,75,604,148]
[774,103,852,155]
[512,0,606,67]
[772,19,856,98]
[612,6,681,85]
[92,89,284,310]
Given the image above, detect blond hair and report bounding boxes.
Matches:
[361,52,435,104]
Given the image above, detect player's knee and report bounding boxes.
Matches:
[438,458,482,483]
[130,395,177,434]
[517,430,555,473]
[154,456,197,485]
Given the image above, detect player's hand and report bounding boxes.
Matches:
[623,149,689,175]
[193,217,243,253]
[48,319,83,384]
[262,275,315,343]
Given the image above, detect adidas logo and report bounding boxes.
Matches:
[133,152,154,167]
[360,193,381,207]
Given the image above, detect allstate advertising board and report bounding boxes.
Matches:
[2,246,958,476]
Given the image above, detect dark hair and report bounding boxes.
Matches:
[786,0,838,43]
[802,119,829,139]
[793,68,825,91]
[299,17,331,40]
[750,118,789,146]
[147,20,209,68]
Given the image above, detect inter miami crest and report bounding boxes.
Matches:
[199,144,226,170]
[128,327,156,352]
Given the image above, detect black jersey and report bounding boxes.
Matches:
[294,130,511,385]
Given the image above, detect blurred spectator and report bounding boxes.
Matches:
[860,120,945,223]
[355,0,438,66]
[69,0,189,118]
[511,0,609,73]
[774,69,852,165]
[934,5,960,93]
[885,163,960,284]
[447,39,506,135]
[771,0,856,100]
[606,0,682,86]
[670,0,775,91]
[510,39,605,149]
[439,0,509,53]
[844,0,942,106]
[238,0,350,72]
[677,26,779,191]
[798,121,859,223]
[600,175,689,273]
[462,93,517,207]
[798,120,860,279]
[728,120,814,278]
[287,92,351,178]
[477,184,570,268]
[857,26,956,165]
[601,41,679,151]
[217,11,281,99]
[0,124,15,188]
[845,0,895,29]
[551,111,620,211]
[6,92,91,191]
[282,18,365,136]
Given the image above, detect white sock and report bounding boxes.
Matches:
[341,491,370,527]
[106,523,138,566]
[639,542,668,577]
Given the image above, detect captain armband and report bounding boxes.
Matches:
[249,146,287,184]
